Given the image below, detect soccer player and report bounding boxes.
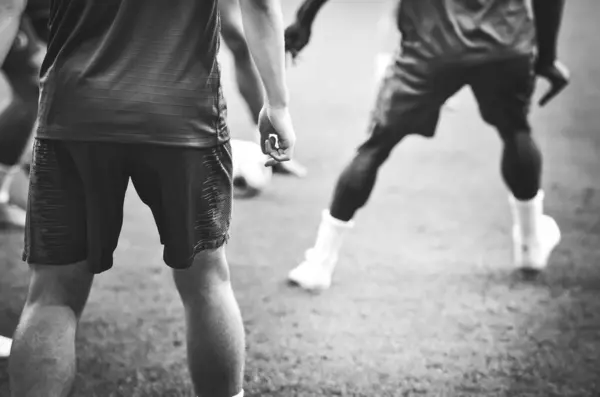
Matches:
[285,0,569,291]
[7,1,295,397]
[0,13,47,228]
[219,0,306,178]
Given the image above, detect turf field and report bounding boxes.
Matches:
[1,1,600,396]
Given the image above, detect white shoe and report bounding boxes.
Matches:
[0,202,26,228]
[288,248,337,291]
[513,214,561,270]
[0,335,12,358]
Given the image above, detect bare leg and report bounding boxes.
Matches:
[173,246,245,397]
[9,261,94,397]
[288,127,402,290]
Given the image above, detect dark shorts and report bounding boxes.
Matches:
[367,52,535,143]
[23,139,233,274]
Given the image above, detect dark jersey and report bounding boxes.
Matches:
[37,0,228,148]
[396,0,536,63]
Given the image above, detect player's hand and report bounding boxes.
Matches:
[535,59,570,107]
[258,105,296,167]
[285,21,312,60]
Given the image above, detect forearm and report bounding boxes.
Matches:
[239,0,289,108]
[532,0,565,65]
[295,0,329,29]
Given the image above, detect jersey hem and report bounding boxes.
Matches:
[35,127,230,149]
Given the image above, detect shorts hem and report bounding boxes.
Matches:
[166,233,230,270]
[20,251,114,273]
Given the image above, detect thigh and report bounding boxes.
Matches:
[24,140,130,274]
[27,262,94,318]
[370,52,466,141]
[130,142,233,270]
[468,55,535,135]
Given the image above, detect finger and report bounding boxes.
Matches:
[264,138,275,156]
[264,138,286,162]
[264,149,291,166]
[265,157,283,167]
[539,78,568,106]
[268,150,290,162]
[265,155,290,167]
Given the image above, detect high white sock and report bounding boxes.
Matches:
[509,190,544,242]
[311,210,354,258]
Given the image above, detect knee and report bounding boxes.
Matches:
[173,246,231,300]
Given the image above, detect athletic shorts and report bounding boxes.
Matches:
[23,139,233,274]
[368,51,535,141]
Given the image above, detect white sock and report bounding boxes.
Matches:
[0,164,18,204]
[311,210,354,258]
[509,190,544,242]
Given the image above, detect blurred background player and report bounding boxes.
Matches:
[285,0,570,291]
[0,5,47,228]
[7,1,295,397]
[0,0,26,360]
[219,0,306,178]
[0,0,47,359]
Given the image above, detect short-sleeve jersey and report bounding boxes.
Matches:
[396,0,536,63]
[37,0,228,147]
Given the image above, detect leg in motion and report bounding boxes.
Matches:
[288,128,402,291]
[288,53,465,291]
[502,130,560,270]
[470,56,561,270]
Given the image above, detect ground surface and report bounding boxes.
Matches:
[1,1,600,396]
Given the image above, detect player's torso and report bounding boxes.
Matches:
[38,0,227,147]
[396,0,536,63]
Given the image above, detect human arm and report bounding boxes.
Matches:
[239,0,296,164]
[531,0,569,106]
[285,0,330,59]
[532,0,565,69]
